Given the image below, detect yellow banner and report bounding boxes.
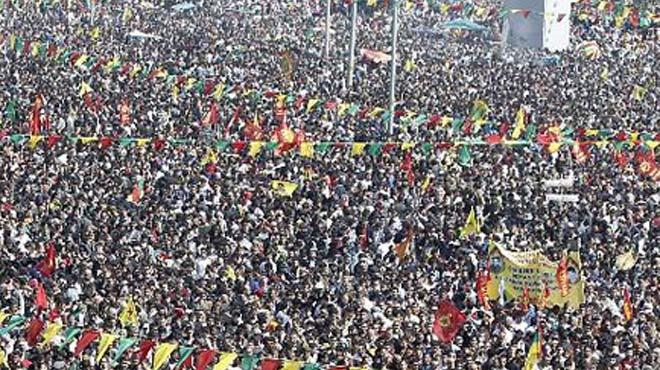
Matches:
[486,244,584,309]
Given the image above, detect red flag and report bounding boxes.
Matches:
[34,281,48,311]
[225,106,241,134]
[73,329,100,356]
[100,136,113,149]
[476,271,490,310]
[153,137,166,151]
[572,142,590,163]
[119,100,131,126]
[613,151,629,168]
[485,134,502,145]
[202,102,219,126]
[274,123,300,153]
[432,299,466,343]
[179,355,194,370]
[29,95,43,135]
[261,359,281,370]
[194,349,216,370]
[136,340,156,362]
[623,289,633,321]
[25,318,44,347]
[499,121,511,137]
[36,242,57,277]
[556,255,569,297]
[46,135,60,149]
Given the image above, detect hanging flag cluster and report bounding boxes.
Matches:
[0,310,366,370]
[2,131,659,181]
[2,30,655,139]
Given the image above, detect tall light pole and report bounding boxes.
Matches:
[324,0,332,60]
[388,0,399,135]
[347,0,358,90]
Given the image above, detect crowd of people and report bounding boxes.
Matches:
[0,0,658,369]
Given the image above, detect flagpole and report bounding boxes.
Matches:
[347,0,358,90]
[324,0,332,61]
[388,0,399,136]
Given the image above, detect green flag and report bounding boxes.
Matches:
[368,143,382,156]
[15,37,24,53]
[174,346,195,369]
[265,141,279,152]
[10,134,27,145]
[59,327,82,348]
[452,118,464,133]
[421,142,433,155]
[0,315,25,336]
[111,337,137,366]
[458,146,471,166]
[5,100,17,121]
[524,124,537,141]
[315,142,332,153]
[240,355,259,370]
[216,140,230,151]
[118,137,134,147]
[347,104,359,116]
[302,365,321,370]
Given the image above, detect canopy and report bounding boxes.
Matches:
[440,19,488,32]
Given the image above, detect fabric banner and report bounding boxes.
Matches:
[486,244,585,308]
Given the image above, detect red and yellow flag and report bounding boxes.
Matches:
[623,289,633,321]
[556,255,569,297]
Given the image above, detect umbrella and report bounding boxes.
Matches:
[440,19,488,32]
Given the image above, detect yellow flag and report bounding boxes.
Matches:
[152,343,177,370]
[31,42,41,57]
[248,141,264,157]
[79,82,92,97]
[28,136,43,149]
[0,312,9,326]
[96,333,118,362]
[401,142,415,151]
[299,142,314,158]
[597,1,607,11]
[421,175,432,192]
[75,54,89,67]
[351,143,367,156]
[306,99,319,113]
[367,0,376,6]
[90,27,101,40]
[225,266,236,281]
[646,141,659,150]
[404,0,413,10]
[172,85,180,102]
[282,361,303,370]
[337,103,350,117]
[213,83,225,101]
[440,3,449,13]
[80,137,98,145]
[136,139,151,147]
[523,334,541,370]
[441,116,452,126]
[201,149,217,166]
[512,107,526,139]
[40,322,62,347]
[271,181,298,197]
[460,207,480,238]
[632,85,647,101]
[213,352,238,370]
[185,78,196,91]
[548,142,562,154]
[119,297,138,327]
[0,348,7,368]
[615,251,637,271]
[122,7,133,23]
[600,67,608,80]
[369,107,384,118]
[585,129,599,137]
[129,65,142,78]
[404,59,416,72]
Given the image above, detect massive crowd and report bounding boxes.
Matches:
[0,0,658,369]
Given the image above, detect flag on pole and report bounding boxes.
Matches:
[476,270,490,310]
[212,352,238,370]
[615,251,637,271]
[201,102,219,126]
[459,207,480,238]
[96,333,118,362]
[271,181,298,197]
[195,349,216,370]
[432,299,467,343]
[34,281,48,311]
[153,343,178,370]
[523,332,541,370]
[40,322,62,347]
[623,289,633,321]
[73,330,100,356]
[36,242,57,277]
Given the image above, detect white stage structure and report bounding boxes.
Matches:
[503,0,573,51]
